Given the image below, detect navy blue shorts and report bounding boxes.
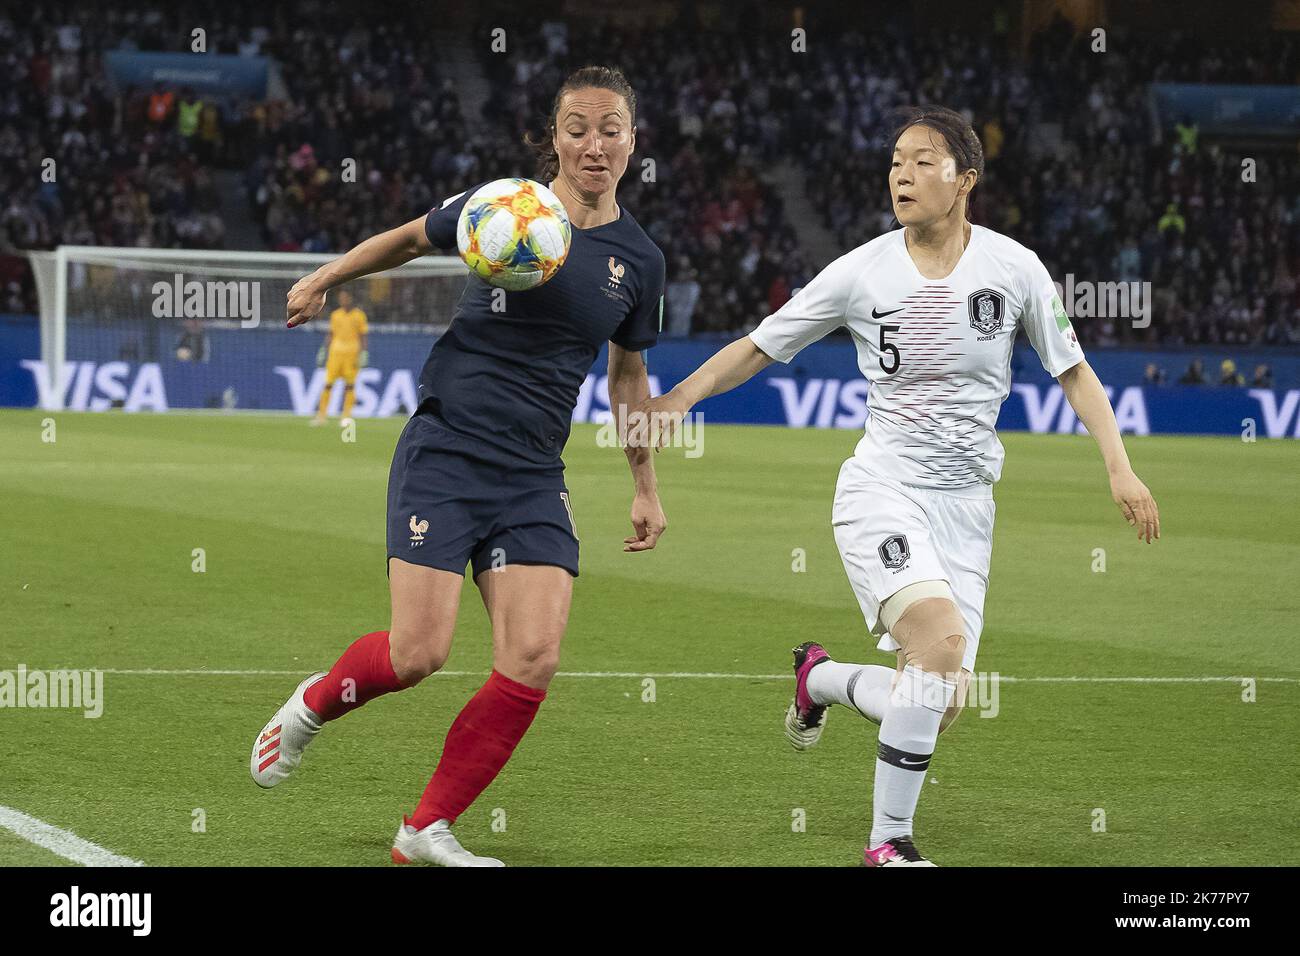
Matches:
[386,413,579,578]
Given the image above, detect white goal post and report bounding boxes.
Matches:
[26,246,467,413]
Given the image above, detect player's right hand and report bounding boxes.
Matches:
[286,274,327,328]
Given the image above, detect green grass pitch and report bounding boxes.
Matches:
[1,408,1296,866]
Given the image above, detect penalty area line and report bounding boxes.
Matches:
[79,668,1300,683]
[0,804,144,867]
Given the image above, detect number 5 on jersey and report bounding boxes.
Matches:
[878,324,901,374]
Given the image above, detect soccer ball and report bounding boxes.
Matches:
[456,178,572,291]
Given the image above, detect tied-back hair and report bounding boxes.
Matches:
[525,65,638,182]
[890,105,985,221]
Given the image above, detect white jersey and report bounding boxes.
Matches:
[750,224,1083,490]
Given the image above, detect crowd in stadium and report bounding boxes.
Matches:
[1,2,1298,358]
[241,25,492,256]
[799,18,1300,349]
[0,12,231,255]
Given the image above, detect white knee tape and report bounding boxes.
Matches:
[880,579,955,635]
[892,663,958,715]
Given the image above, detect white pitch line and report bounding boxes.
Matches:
[80,668,1300,683]
[992,676,1299,684]
[0,805,144,867]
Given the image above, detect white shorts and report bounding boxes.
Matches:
[831,456,996,672]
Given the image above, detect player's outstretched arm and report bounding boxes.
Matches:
[632,335,774,448]
[1058,360,1161,543]
[286,216,432,327]
[609,344,666,552]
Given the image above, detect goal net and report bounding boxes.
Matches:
[26,246,467,415]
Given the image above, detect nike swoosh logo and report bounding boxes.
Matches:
[872,307,904,319]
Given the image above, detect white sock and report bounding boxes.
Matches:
[870,664,955,847]
[807,661,895,723]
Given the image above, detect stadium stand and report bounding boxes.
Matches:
[1,2,1297,352]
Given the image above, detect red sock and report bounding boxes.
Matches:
[304,631,406,722]
[408,670,546,829]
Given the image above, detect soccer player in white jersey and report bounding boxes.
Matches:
[636,106,1160,866]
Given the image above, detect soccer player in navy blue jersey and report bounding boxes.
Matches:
[249,66,666,866]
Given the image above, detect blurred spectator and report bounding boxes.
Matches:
[4,279,24,312]
[1218,359,1245,387]
[174,319,209,362]
[1179,359,1207,385]
[147,83,175,125]
[177,87,203,141]
[982,118,1004,162]
[1251,364,1273,388]
[664,258,701,337]
[1114,236,1141,283]
[1142,362,1166,386]
[1158,203,1186,236]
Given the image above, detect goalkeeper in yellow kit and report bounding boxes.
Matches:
[313,288,369,425]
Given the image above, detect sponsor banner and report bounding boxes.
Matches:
[104,51,269,101]
[1,318,1298,437]
[1150,83,1300,135]
[0,314,40,408]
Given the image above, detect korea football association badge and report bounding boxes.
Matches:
[878,534,911,570]
[968,288,1005,337]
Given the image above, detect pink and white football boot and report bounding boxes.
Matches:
[784,641,832,751]
[863,836,937,867]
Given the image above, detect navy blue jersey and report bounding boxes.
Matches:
[416,184,665,467]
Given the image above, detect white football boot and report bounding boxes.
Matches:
[391,819,504,867]
[250,672,326,788]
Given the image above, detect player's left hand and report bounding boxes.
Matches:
[1110,469,1160,543]
[624,491,667,552]
[631,391,690,451]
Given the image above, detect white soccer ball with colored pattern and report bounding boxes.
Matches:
[456,178,572,291]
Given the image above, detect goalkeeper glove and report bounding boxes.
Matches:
[316,345,326,367]
[359,349,369,368]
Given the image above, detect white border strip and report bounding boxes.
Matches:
[0,804,144,867]
[83,668,1300,683]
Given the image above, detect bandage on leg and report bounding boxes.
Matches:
[879,580,955,634]
[889,655,972,738]
[881,582,967,681]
